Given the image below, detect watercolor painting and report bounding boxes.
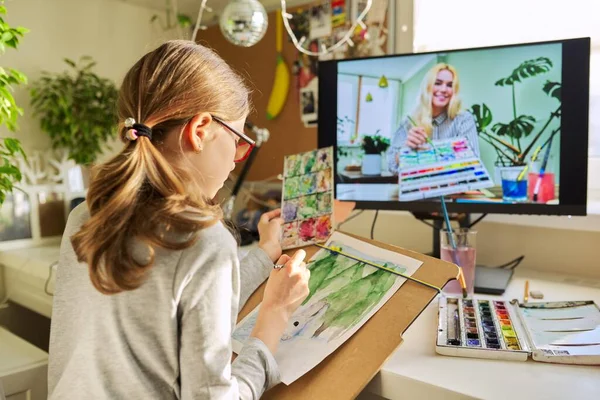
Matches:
[285,154,302,177]
[316,147,333,170]
[301,150,318,174]
[315,215,331,241]
[282,199,299,223]
[299,218,317,245]
[281,147,335,249]
[298,195,318,219]
[232,232,423,385]
[299,173,318,196]
[317,192,332,214]
[282,222,299,248]
[316,168,332,193]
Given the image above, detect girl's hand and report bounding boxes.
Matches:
[405,127,428,149]
[257,209,284,262]
[250,250,310,353]
[262,251,310,317]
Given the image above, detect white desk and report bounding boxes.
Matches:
[0,327,48,399]
[366,269,600,400]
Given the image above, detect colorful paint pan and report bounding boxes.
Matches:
[442,298,525,353]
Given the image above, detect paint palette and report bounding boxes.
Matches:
[398,137,493,201]
[281,147,334,250]
[437,297,600,365]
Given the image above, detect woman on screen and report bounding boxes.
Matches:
[387,63,480,174]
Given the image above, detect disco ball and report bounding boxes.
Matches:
[219,0,268,47]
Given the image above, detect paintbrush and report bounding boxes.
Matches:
[440,196,468,298]
[516,145,543,182]
[314,243,442,293]
[406,115,437,150]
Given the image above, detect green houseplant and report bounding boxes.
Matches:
[0,2,28,204]
[30,56,118,166]
[361,133,390,176]
[470,57,562,168]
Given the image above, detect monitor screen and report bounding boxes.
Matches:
[318,38,590,216]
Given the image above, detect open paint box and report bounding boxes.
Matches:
[436,297,600,365]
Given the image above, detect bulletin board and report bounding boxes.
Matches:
[196,1,391,182]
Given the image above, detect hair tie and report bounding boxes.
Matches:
[124,118,152,141]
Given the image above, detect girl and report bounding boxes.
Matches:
[388,63,480,174]
[47,40,310,399]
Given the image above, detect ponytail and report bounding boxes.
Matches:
[71,134,221,294]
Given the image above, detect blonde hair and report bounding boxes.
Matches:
[410,63,462,136]
[71,40,250,294]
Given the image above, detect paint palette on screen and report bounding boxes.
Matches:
[281,147,334,249]
[398,137,493,201]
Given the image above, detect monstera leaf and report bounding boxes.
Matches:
[492,115,536,140]
[543,80,561,102]
[495,57,553,86]
[470,103,493,132]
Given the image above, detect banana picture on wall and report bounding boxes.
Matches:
[266,10,290,120]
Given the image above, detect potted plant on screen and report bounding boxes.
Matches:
[361,133,390,176]
[30,56,118,181]
[469,57,561,185]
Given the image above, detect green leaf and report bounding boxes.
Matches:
[492,115,536,140]
[1,31,11,42]
[470,103,493,131]
[15,26,29,35]
[495,57,553,87]
[64,58,76,68]
[4,37,16,48]
[543,80,561,102]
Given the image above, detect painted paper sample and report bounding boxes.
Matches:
[232,232,423,385]
[281,147,334,249]
[398,136,493,201]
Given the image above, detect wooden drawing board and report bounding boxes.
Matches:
[237,231,459,400]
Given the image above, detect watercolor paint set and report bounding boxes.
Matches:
[281,147,334,250]
[398,137,493,201]
[436,297,600,365]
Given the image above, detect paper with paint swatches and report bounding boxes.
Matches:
[281,147,334,250]
[398,137,493,201]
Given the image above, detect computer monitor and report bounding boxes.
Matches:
[318,37,590,216]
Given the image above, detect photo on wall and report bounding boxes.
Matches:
[335,42,563,205]
[300,83,318,124]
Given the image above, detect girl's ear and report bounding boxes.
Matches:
[184,113,213,152]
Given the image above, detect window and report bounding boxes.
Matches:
[337,75,401,146]
[413,0,600,188]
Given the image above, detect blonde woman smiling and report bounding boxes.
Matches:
[388,63,480,174]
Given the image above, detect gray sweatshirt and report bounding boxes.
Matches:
[48,203,279,399]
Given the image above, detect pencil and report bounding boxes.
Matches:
[314,243,442,293]
[524,280,530,303]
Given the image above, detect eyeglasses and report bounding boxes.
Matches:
[211,115,255,163]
